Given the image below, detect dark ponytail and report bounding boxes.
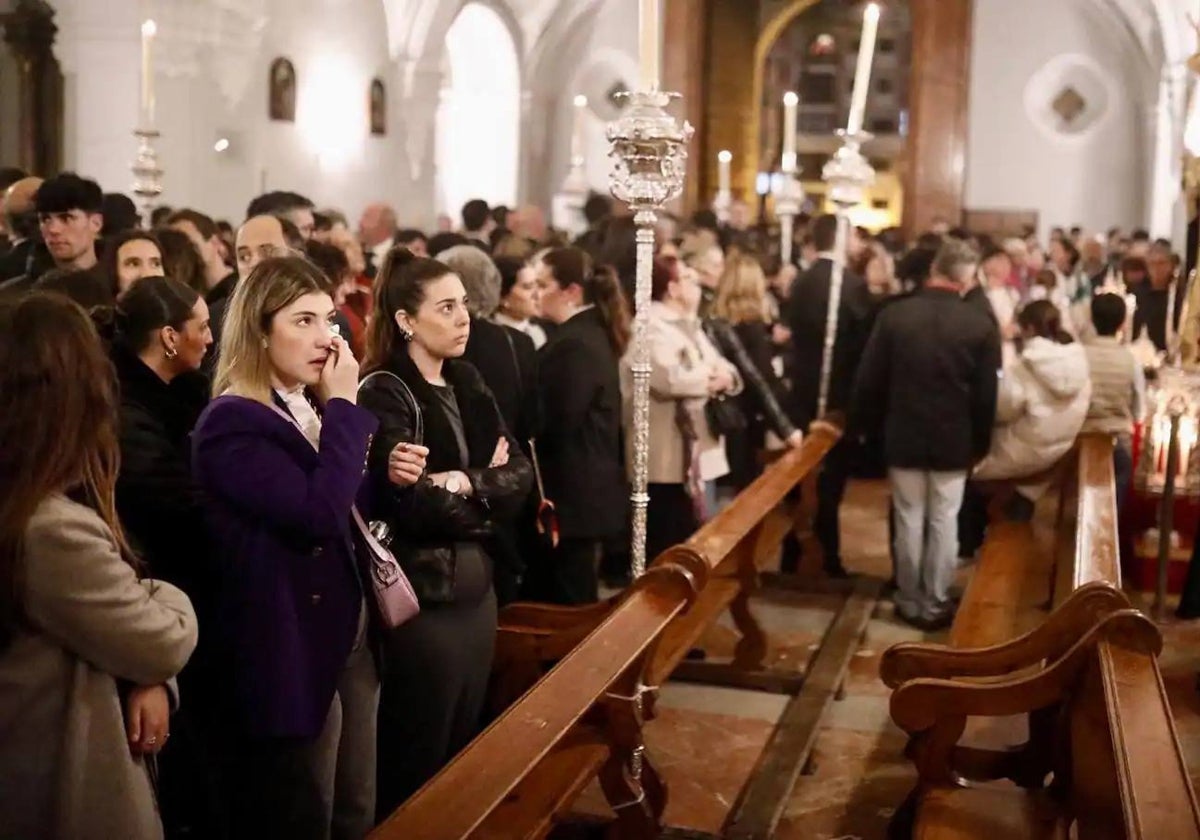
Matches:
[543,247,631,356]
[586,265,631,356]
[364,246,456,372]
[91,275,198,353]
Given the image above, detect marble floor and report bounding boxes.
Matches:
[568,479,1200,839]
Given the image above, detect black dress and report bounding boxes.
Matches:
[358,349,532,814]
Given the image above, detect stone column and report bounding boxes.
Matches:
[52,0,140,190]
[3,0,61,174]
[663,0,708,215]
[903,0,972,237]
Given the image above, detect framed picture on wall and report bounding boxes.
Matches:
[269,58,297,122]
[370,78,386,136]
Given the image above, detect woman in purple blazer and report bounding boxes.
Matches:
[192,256,422,840]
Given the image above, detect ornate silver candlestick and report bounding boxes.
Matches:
[607,89,693,578]
[816,129,875,419]
[774,170,804,268]
[131,127,164,227]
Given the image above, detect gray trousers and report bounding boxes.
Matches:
[229,607,379,840]
[890,468,967,622]
[310,609,380,840]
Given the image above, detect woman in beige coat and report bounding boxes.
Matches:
[0,294,198,840]
[622,256,742,562]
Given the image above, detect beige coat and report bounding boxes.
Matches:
[621,302,743,485]
[0,494,198,840]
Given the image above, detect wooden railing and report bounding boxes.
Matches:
[370,422,843,840]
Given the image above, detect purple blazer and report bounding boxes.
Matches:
[191,394,378,738]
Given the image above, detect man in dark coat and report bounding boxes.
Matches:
[785,213,873,577]
[851,240,1000,630]
[0,172,107,302]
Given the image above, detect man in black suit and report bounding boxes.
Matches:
[785,213,873,577]
[358,202,400,278]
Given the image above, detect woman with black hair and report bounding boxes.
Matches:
[530,247,631,604]
[493,255,547,349]
[358,247,533,813]
[103,230,163,298]
[100,276,219,838]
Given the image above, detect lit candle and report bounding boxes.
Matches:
[718,150,732,196]
[571,95,588,163]
[782,91,799,173]
[140,19,157,127]
[846,3,881,136]
[639,0,660,91]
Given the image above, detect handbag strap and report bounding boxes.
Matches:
[499,326,522,383]
[359,369,423,446]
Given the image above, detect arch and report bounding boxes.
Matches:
[744,0,821,196]
[523,0,607,207]
[435,2,522,215]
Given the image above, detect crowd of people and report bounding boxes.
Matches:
[0,161,1185,839]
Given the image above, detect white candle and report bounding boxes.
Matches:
[846,3,881,136]
[782,91,799,173]
[140,19,157,127]
[718,150,732,195]
[571,95,588,164]
[639,0,660,91]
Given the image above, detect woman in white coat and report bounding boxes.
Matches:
[972,299,1092,509]
[622,256,742,563]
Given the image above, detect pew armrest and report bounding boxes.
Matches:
[880,581,1129,688]
[889,610,1160,787]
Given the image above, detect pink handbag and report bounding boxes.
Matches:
[350,506,420,629]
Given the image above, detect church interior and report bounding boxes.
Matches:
[5,0,1200,838]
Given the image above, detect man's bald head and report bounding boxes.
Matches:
[236,214,288,280]
[3,176,44,238]
[358,202,397,248]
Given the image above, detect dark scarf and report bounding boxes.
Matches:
[383,346,501,474]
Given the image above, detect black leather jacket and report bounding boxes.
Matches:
[358,350,533,602]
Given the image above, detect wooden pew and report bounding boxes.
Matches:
[490,421,842,712]
[881,434,1200,839]
[371,422,842,840]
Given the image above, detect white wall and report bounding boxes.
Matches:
[541,0,639,205]
[56,0,408,224]
[965,0,1152,239]
[51,0,634,227]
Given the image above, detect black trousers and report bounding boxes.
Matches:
[375,589,497,817]
[646,483,700,565]
[815,442,851,568]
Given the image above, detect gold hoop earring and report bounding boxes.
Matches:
[165,347,178,359]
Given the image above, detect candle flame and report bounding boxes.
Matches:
[573,94,588,108]
[142,19,157,37]
[718,150,732,163]
[865,3,881,22]
[783,91,799,107]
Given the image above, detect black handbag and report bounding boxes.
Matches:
[705,393,748,438]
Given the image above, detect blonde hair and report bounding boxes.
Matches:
[713,254,770,324]
[213,255,330,404]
